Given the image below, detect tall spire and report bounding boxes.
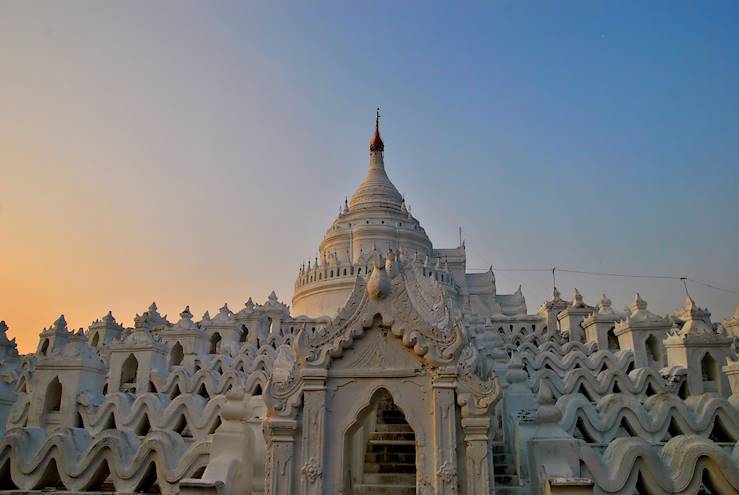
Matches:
[369,107,384,152]
[350,107,402,211]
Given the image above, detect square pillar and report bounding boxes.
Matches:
[432,367,459,495]
[265,418,298,495]
[461,416,492,495]
[300,368,327,495]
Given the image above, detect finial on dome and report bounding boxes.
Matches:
[369,107,384,152]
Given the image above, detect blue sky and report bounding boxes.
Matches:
[1,1,737,351]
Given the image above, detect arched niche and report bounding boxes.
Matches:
[209,333,222,354]
[645,333,661,365]
[701,352,720,392]
[120,354,138,393]
[170,341,184,368]
[45,376,62,413]
[318,323,434,494]
[342,387,416,492]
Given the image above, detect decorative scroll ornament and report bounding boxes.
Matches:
[264,344,302,417]
[296,257,464,368]
[301,459,322,482]
[456,344,501,416]
[437,460,457,484]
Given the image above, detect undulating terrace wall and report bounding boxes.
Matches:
[493,294,739,494]
[0,302,295,494]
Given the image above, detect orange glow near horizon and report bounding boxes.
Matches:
[0,138,297,354]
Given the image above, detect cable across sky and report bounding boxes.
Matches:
[468,266,739,296]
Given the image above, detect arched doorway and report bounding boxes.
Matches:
[345,388,416,494]
[645,334,661,365]
[120,354,138,393]
[701,352,719,392]
[170,342,184,368]
[44,376,63,428]
[209,333,222,354]
[607,327,620,351]
[45,377,62,413]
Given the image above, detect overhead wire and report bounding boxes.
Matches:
[465,266,739,296]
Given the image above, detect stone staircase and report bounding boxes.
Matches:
[492,440,526,495]
[353,398,416,495]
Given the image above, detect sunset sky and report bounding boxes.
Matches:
[1,1,738,353]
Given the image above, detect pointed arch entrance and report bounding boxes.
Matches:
[308,313,435,494]
[345,388,416,493]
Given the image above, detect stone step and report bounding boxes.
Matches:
[364,452,416,465]
[369,431,415,442]
[363,462,416,474]
[494,474,520,486]
[374,423,413,433]
[378,411,409,424]
[368,439,416,446]
[379,407,405,415]
[377,416,410,425]
[495,487,526,495]
[363,473,416,485]
[367,440,416,454]
[352,483,416,495]
[493,463,517,475]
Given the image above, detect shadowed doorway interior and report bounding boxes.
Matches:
[345,388,416,494]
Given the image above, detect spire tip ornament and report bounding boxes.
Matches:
[369,107,384,152]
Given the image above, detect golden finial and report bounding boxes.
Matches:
[370,107,384,151]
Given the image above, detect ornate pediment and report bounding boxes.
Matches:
[296,254,464,368]
[329,317,422,376]
[265,254,501,420]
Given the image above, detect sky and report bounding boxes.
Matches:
[1,1,738,353]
